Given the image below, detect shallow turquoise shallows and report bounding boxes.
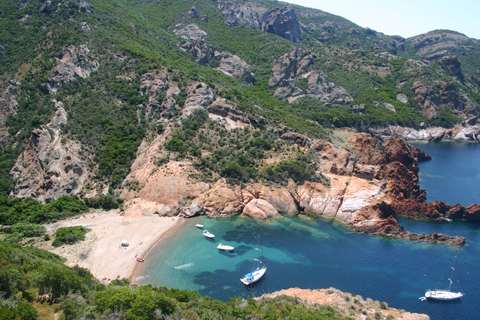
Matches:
[139,142,480,320]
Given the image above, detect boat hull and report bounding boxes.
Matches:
[425,290,463,300]
[241,267,266,285]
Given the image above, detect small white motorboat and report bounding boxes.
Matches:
[217,243,235,251]
[203,230,215,238]
[195,224,204,228]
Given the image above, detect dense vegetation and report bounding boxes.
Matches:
[2,0,479,317]
[0,242,345,319]
[1,0,479,196]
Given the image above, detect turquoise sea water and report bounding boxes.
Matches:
[139,142,480,320]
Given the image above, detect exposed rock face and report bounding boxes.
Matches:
[0,82,19,126]
[441,55,463,79]
[139,73,169,119]
[177,40,215,65]
[187,6,199,19]
[279,132,311,148]
[278,70,354,104]
[75,0,91,13]
[410,81,440,119]
[262,7,303,43]
[173,23,207,41]
[269,48,352,104]
[213,52,255,83]
[10,101,88,202]
[0,45,4,61]
[222,1,266,29]
[408,31,471,56]
[371,125,480,142]
[258,288,430,320]
[411,79,478,120]
[206,99,252,129]
[436,80,478,118]
[242,198,282,220]
[269,48,314,89]
[46,45,99,94]
[182,81,214,117]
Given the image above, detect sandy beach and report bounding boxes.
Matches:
[41,208,184,282]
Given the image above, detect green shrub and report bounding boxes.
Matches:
[52,226,89,247]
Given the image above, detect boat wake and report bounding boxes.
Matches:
[174,262,194,270]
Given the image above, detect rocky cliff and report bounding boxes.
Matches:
[258,288,429,320]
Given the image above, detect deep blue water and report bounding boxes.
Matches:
[412,141,480,206]
[138,142,480,320]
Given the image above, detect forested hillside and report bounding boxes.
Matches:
[0,0,479,317]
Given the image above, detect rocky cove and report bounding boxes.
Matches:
[117,128,478,246]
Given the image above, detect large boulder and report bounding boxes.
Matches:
[213,52,255,83]
[242,198,282,220]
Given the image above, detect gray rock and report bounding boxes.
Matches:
[222,1,266,29]
[173,23,207,41]
[384,102,396,113]
[187,6,199,19]
[177,40,215,65]
[214,52,255,83]
[47,45,99,94]
[396,93,408,104]
[10,101,88,202]
[262,7,303,43]
[269,48,314,89]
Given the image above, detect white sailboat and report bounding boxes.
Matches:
[421,256,464,301]
[240,236,267,285]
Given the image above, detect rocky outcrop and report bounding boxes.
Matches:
[46,45,99,94]
[410,80,478,120]
[139,73,169,119]
[177,40,215,65]
[276,70,353,104]
[173,23,207,41]
[206,99,252,129]
[0,45,4,61]
[187,6,199,19]
[371,125,480,142]
[269,48,314,89]
[441,55,463,79]
[213,52,255,83]
[262,7,303,43]
[120,127,469,245]
[257,288,430,320]
[352,215,465,245]
[222,1,266,29]
[10,101,88,202]
[182,82,214,117]
[0,81,19,126]
[269,49,352,104]
[408,31,471,57]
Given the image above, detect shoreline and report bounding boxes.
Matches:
[130,216,186,284]
[41,209,184,282]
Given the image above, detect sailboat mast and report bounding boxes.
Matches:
[258,235,266,267]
